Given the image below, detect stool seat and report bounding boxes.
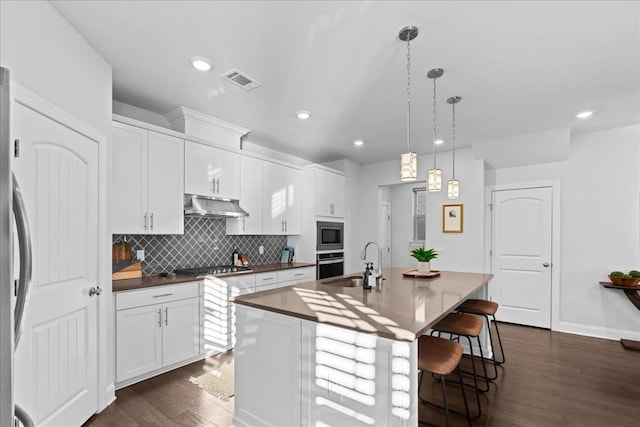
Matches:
[457,299,498,316]
[433,313,483,337]
[418,335,463,376]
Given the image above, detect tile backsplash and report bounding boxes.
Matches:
[113,217,287,276]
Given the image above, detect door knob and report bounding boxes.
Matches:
[542,262,550,268]
[89,286,102,297]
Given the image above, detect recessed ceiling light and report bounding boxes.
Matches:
[435,139,444,145]
[576,111,593,119]
[296,110,311,120]
[353,140,364,146]
[191,56,212,71]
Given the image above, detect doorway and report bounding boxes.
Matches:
[490,185,557,329]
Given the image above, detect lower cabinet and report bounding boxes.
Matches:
[277,266,315,288]
[115,282,200,385]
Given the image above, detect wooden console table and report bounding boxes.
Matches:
[599,282,640,351]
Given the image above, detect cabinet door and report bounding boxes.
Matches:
[214,148,241,200]
[184,141,216,197]
[283,166,301,234]
[315,170,332,217]
[226,156,262,235]
[162,298,200,366]
[147,131,184,234]
[116,304,162,382]
[262,161,285,234]
[330,174,345,217]
[111,122,147,234]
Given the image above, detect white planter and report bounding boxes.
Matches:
[417,261,430,274]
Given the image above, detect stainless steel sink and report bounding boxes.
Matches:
[320,275,363,287]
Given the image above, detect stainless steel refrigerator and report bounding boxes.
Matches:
[1,66,35,427]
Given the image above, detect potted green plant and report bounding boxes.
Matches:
[609,270,640,287]
[410,247,438,274]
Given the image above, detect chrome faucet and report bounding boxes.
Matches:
[361,241,383,279]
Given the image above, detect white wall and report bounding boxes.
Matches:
[389,182,423,269]
[0,0,114,412]
[113,100,172,129]
[487,125,640,341]
[359,148,486,274]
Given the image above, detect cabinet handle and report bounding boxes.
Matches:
[294,273,304,276]
[263,277,275,281]
[158,308,162,327]
[165,307,168,326]
[144,213,148,230]
[211,179,215,194]
[285,220,288,232]
[281,220,284,232]
[153,293,173,298]
[242,218,246,232]
[216,178,220,194]
[150,212,154,230]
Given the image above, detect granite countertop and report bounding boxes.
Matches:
[233,268,493,342]
[112,262,316,292]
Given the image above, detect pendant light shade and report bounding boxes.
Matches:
[427,68,443,192]
[401,152,418,181]
[447,96,461,199]
[399,26,419,182]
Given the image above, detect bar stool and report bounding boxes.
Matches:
[430,312,489,418]
[456,299,505,372]
[417,335,472,427]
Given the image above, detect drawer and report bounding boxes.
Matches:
[201,274,256,298]
[277,267,315,283]
[116,281,199,311]
[254,272,277,288]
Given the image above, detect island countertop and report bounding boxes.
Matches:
[233,267,493,342]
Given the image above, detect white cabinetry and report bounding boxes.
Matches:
[226,155,263,235]
[184,140,240,200]
[115,282,200,385]
[254,272,278,291]
[277,266,315,288]
[316,169,345,218]
[262,161,301,235]
[111,121,184,234]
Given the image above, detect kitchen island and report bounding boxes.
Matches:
[232,268,493,427]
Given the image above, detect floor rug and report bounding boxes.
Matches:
[189,362,234,401]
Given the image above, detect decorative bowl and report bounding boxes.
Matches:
[608,275,640,287]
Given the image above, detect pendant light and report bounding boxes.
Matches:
[399,26,418,182]
[427,68,443,191]
[447,96,461,199]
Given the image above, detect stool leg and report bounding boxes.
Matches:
[481,314,499,380]
[491,314,506,365]
[457,367,472,427]
[439,376,451,427]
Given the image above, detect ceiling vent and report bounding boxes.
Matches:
[221,69,261,91]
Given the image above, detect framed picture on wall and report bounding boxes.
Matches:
[442,204,463,233]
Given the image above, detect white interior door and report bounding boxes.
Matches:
[378,202,391,269]
[491,187,553,328]
[13,102,99,425]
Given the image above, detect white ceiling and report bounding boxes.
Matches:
[51,1,640,165]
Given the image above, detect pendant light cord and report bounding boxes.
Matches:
[406,36,411,152]
[452,100,456,179]
[432,75,438,168]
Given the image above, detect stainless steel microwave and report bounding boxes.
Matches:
[317,221,344,251]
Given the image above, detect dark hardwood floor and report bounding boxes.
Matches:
[85,323,640,426]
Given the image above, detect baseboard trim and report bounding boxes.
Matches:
[554,321,640,343]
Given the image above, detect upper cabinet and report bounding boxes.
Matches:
[262,162,301,235]
[111,121,184,234]
[226,156,263,235]
[315,169,345,218]
[184,141,240,200]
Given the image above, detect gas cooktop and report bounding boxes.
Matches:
[174,265,252,278]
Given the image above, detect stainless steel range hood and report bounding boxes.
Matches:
[184,194,249,218]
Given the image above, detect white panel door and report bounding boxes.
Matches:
[214,148,240,200]
[111,122,147,234]
[162,298,200,366]
[13,103,99,426]
[116,304,163,382]
[184,140,215,197]
[147,131,184,234]
[491,187,553,328]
